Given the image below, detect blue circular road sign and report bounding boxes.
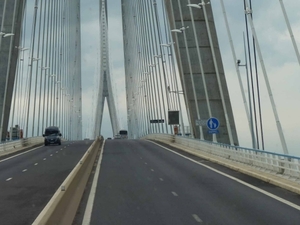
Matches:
[206,117,219,130]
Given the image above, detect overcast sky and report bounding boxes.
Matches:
[80,0,126,139]
[80,0,300,157]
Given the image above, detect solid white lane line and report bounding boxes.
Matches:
[82,140,105,225]
[34,163,38,166]
[171,191,178,197]
[0,146,43,163]
[159,178,164,181]
[192,214,203,223]
[150,141,300,211]
[22,169,27,172]
[6,178,12,181]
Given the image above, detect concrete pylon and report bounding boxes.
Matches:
[0,0,26,141]
[164,0,238,145]
[94,0,119,138]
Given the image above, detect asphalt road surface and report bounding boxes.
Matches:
[85,139,300,225]
[0,140,93,225]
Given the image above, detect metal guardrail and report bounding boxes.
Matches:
[144,134,300,180]
[0,137,44,156]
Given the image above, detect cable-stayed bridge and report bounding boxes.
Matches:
[0,0,82,141]
[1,1,300,224]
[2,0,299,155]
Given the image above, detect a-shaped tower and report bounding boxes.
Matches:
[94,0,119,137]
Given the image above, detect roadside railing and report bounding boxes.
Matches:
[144,133,300,180]
[0,137,44,156]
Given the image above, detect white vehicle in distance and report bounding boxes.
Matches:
[114,134,121,139]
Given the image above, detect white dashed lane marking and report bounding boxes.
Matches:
[192,214,203,223]
[151,169,154,172]
[159,178,164,181]
[171,191,178,197]
[6,178,12,181]
[34,163,38,166]
[144,162,147,165]
[43,158,46,161]
[22,169,27,172]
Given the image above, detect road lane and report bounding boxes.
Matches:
[87,139,300,225]
[0,140,93,225]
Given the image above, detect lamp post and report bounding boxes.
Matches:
[0,0,15,141]
[187,0,216,142]
[245,1,289,155]
[148,63,162,134]
[0,32,14,52]
[161,42,186,136]
[237,35,256,149]
[171,20,204,140]
[0,0,8,51]
[0,32,14,37]
[188,0,234,145]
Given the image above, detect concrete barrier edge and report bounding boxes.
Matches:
[32,137,103,225]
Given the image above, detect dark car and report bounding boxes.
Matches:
[43,126,62,146]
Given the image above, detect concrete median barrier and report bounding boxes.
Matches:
[32,136,103,225]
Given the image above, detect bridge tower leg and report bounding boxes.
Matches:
[164,0,239,145]
[94,0,119,138]
[0,0,26,141]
